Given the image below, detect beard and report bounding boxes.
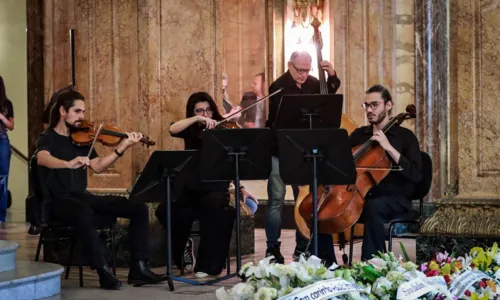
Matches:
[65,120,82,130]
[367,110,387,124]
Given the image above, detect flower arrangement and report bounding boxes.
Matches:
[215,243,500,300]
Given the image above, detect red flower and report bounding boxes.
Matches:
[465,290,471,297]
[444,275,451,285]
[426,270,439,277]
[479,280,487,288]
[471,263,476,268]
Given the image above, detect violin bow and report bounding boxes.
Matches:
[214,88,284,127]
[83,121,104,169]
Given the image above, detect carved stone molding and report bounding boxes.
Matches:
[420,199,500,237]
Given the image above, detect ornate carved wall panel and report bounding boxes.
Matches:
[42,0,222,192]
[456,0,500,198]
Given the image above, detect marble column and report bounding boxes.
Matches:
[27,0,45,158]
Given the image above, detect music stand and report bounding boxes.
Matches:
[128,150,200,290]
[199,128,273,284]
[274,94,355,256]
[273,94,343,129]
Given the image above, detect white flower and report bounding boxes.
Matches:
[252,287,278,300]
[368,257,387,271]
[216,287,233,300]
[494,252,500,265]
[372,277,393,297]
[231,283,256,299]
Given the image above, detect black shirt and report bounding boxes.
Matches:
[0,99,13,133]
[349,124,423,206]
[35,128,98,196]
[171,123,203,150]
[266,71,341,128]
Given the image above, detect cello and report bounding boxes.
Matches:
[298,104,417,234]
[293,17,359,253]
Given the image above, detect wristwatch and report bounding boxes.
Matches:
[114,149,123,157]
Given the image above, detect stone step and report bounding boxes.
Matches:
[0,261,64,300]
[0,240,19,273]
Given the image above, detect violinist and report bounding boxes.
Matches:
[264,50,340,266]
[350,84,422,260]
[35,88,161,290]
[155,92,238,278]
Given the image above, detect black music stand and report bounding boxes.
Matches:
[274,94,355,256]
[199,128,273,284]
[273,94,343,129]
[128,150,199,290]
[277,129,356,255]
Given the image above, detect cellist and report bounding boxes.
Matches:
[349,84,423,260]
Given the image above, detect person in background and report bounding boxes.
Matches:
[0,76,15,223]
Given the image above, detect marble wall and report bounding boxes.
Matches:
[330,0,415,126]
[416,0,500,203]
[222,0,267,110]
[36,0,222,192]
[417,0,500,239]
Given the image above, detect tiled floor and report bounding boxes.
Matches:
[0,219,416,300]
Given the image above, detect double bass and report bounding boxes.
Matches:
[299,104,417,234]
[293,17,359,250]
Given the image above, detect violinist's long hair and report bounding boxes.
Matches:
[47,86,85,128]
[0,76,8,115]
[185,92,223,121]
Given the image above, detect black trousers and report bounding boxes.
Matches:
[50,193,150,268]
[359,195,409,260]
[156,187,235,275]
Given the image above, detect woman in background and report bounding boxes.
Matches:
[0,76,15,223]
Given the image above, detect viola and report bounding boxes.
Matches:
[298,104,417,235]
[71,120,155,147]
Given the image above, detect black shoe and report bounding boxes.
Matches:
[97,265,122,290]
[265,243,284,264]
[292,247,308,262]
[182,238,195,272]
[127,260,163,285]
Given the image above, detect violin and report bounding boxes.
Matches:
[298,104,417,235]
[71,120,155,147]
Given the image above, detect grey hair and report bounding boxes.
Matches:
[289,50,312,63]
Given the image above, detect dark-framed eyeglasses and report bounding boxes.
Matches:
[290,62,311,74]
[362,100,384,110]
[194,107,213,114]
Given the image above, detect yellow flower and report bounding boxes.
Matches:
[429,261,440,271]
[487,280,496,292]
[441,264,451,275]
[471,247,484,256]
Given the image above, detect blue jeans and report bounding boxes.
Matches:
[244,196,258,215]
[0,133,11,222]
[266,156,335,263]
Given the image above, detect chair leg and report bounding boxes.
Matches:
[110,228,116,276]
[35,229,44,262]
[348,225,355,266]
[65,236,76,280]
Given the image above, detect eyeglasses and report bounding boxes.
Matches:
[290,62,311,74]
[194,107,213,114]
[362,101,384,110]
